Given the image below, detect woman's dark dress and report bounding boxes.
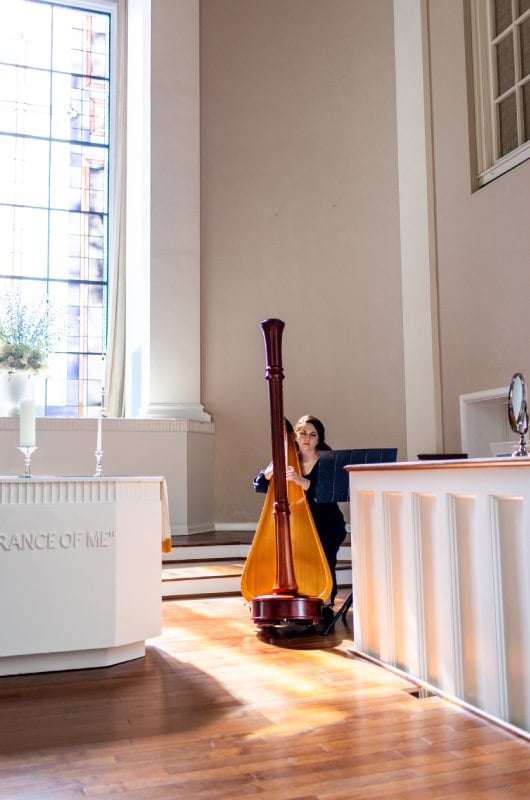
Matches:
[253,460,346,605]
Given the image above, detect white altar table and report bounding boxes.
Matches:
[347,458,530,737]
[0,475,165,676]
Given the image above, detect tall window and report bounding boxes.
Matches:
[0,0,113,416]
[470,0,530,186]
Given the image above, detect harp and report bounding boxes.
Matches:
[241,319,332,626]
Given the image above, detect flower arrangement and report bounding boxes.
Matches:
[0,289,62,375]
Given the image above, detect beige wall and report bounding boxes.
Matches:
[6,1,526,531]
[4,1,527,530]
[200,0,406,524]
[428,0,530,451]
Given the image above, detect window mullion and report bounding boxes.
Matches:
[486,0,503,167]
[513,1,524,146]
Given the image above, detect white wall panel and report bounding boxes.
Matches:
[349,459,530,736]
[495,496,530,729]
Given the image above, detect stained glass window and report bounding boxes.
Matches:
[0,0,111,416]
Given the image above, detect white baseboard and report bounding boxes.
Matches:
[215,522,257,532]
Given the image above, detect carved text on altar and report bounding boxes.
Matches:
[0,530,116,551]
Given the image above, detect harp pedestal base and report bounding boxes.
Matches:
[251,594,323,626]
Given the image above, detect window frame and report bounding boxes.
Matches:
[470,0,530,186]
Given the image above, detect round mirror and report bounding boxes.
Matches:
[508,373,529,456]
[508,373,528,434]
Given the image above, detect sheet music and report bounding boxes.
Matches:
[316,448,398,503]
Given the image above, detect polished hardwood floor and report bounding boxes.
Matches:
[1,591,530,799]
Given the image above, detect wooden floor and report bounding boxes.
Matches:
[1,591,530,799]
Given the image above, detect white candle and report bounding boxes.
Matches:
[20,399,36,447]
[96,413,102,452]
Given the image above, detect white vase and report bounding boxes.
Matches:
[1,372,35,416]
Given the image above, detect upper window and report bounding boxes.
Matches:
[0,0,114,416]
[470,0,530,185]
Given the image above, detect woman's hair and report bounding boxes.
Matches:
[294,415,332,451]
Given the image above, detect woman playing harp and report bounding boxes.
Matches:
[253,414,347,612]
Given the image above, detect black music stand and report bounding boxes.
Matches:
[316,448,398,636]
[321,593,354,636]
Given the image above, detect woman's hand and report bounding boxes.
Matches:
[286,466,310,490]
[263,461,273,480]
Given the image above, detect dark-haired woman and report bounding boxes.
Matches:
[253,414,346,608]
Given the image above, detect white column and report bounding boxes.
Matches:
[393,0,442,458]
[125,0,151,418]
[127,0,209,421]
[147,0,209,420]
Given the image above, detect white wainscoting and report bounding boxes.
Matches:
[348,458,530,736]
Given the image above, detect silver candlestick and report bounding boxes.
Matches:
[94,449,103,477]
[18,445,37,478]
[94,381,107,477]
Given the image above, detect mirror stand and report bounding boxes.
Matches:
[514,430,529,458]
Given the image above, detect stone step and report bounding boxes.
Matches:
[162,560,244,599]
[162,531,351,564]
[161,531,352,599]
[162,560,352,599]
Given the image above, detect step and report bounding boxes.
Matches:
[162,533,351,564]
[162,562,352,599]
[162,542,249,563]
[162,555,352,600]
[162,560,245,599]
